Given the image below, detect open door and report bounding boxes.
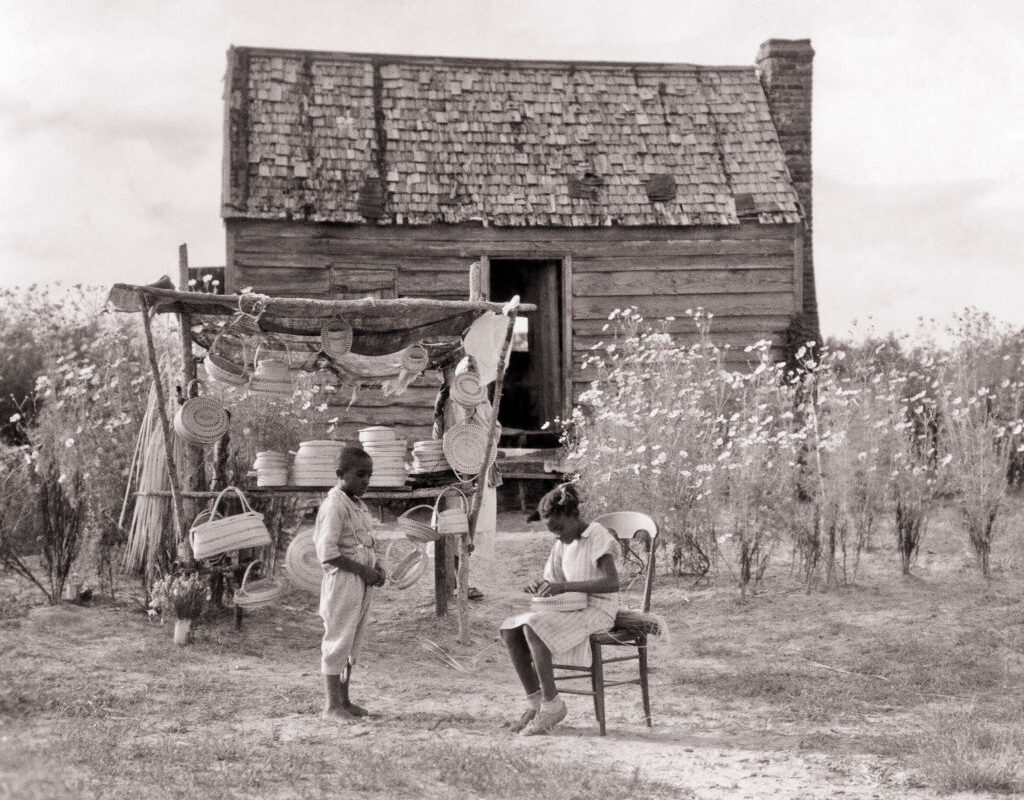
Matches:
[487,258,563,446]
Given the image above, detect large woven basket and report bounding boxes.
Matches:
[442,420,498,476]
[234,559,284,609]
[189,486,272,560]
[384,539,428,590]
[530,591,589,612]
[321,321,353,360]
[283,526,323,594]
[173,384,229,445]
[398,505,439,543]
[433,485,470,536]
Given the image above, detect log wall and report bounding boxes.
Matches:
[227,219,800,424]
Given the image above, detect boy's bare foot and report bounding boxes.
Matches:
[343,701,370,717]
[322,705,358,722]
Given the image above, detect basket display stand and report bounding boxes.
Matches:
[114,258,530,641]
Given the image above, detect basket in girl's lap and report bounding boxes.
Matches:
[234,559,284,609]
[530,591,588,611]
[283,526,323,595]
[190,486,272,560]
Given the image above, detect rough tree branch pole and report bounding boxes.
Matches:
[458,297,519,644]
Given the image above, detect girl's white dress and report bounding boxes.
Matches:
[500,522,620,667]
[314,486,377,674]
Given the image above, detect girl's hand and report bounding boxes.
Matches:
[372,564,387,587]
[524,579,544,595]
[532,580,564,597]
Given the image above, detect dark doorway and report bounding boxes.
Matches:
[488,258,563,447]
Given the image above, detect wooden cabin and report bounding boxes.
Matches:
[220,40,817,443]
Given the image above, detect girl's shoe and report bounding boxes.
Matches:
[520,698,567,736]
[505,707,537,733]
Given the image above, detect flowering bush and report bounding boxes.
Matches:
[149,571,208,620]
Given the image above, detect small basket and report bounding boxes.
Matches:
[530,591,589,612]
[283,526,323,595]
[398,505,439,543]
[174,381,229,445]
[205,323,250,386]
[399,344,430,373]
[321,321,353,360]
[384,539,428,590]
[450,372,487,407]
[234,560,284,609]
[433,485,470,536]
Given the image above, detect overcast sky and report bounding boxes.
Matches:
[2,0,1022,340]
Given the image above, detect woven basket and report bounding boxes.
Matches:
[205,325,249,386]
[433,485,470,536]
[398,505,439,543]
[234,560,284,609]
[450,372,488,407]
[189,486,272,560]
[399,344,430,372]
[384,539,428,590]
[442,420,498,476]
[530,591,589,612]
[321,322,353,360]
[283,526,323,594]
[173,383,229,445]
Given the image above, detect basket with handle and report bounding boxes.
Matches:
[384,538,428,590]
[433,485,470,536]
[233,559,284,609]
[205,323,250,387]
[173,381,230,445]
[397,504,439,543]
[250,337,293,396]
[283,526,323,595]
[189,486,272,560]
[321,320,353,360]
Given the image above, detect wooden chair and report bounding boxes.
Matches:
[552,511,659,736]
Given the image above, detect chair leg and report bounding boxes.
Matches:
[638,634,651,727]
[591,640,606,736]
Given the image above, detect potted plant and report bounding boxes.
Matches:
[150,572,207,645]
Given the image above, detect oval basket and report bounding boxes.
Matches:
[384,539,428,590]
[450,372,488,407]
[399,344,430,373]
[398,504,439,543]
[530,591,589,612]
[433,485,470,536]
[234,560,284,610]
[442,420,498,476]
[321,321,353,360]
[174,384,229,445]
[283,527,323,595]
[206,324,249,386]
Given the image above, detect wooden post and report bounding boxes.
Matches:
[138,292,192,568]
[177,244,206,526]
[457,298,519,644]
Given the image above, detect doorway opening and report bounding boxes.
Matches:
[487,258,564,448]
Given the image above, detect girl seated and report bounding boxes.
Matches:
[499,483,620,735]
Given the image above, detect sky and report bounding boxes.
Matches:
[2,0,1023,340]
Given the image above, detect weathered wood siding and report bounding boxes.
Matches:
[227,219,800,420]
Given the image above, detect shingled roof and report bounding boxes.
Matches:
[223,47,803,228]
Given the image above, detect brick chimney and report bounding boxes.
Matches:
[756,39,818,340]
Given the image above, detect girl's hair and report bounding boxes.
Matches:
[533,483,580,520]
[336,445,372,475]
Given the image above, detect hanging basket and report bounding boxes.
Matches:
[399,344,430,373]
[442,420,499,477]
[321,321,354,360]
[250,339,293,397]
[450,372,487,407]
[173,381,229,445]
[234,559,284,609]
[397,505,439,543]
[189,486,272,560]
[283,526,323,594]
[384,538,428,590]
[206,322,250,387]
[433,485,470,536]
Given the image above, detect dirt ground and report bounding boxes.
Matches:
[2,508,1022,799]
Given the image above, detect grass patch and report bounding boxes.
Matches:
[914,708,1024,794]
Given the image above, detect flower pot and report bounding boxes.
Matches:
[173,618,193,646]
